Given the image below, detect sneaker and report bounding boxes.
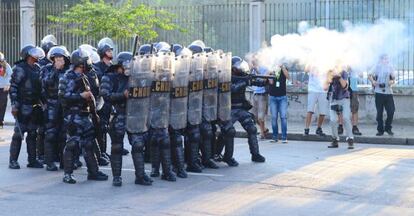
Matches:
[328,139,339,148]
[213,154,223,162]
[385,130,394,136]
[338,125,344,135]
[316,127,326,136]
[175,168,188,178]
[282,139,288,144]
[9,160,20,169]
[251,154,266,163]
[376,131,384,136]
[270,138,278,143]
[161,172,177,182]
[87,171,109,181]
[352,126,362,136]
[347,138,354,149]
[304,128,310,135]
[63,173,76,184]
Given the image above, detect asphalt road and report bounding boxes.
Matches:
[0,126,414,216]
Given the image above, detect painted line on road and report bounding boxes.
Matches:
[82,167,224,177]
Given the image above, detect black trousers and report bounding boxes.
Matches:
[375,93,395,132]
[0,88,8,123]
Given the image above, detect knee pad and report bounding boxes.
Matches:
[111,143,123,155]
[131,141,144,154]
[65,139,78,151]
[245,124,257,136]
[170,132,183,148]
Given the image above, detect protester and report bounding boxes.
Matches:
[268,65,289,143]
[326,67,354,149]
[304,66,328,136]
[251,59,269,139]
[369,55,396,136]
[0,52,11,128]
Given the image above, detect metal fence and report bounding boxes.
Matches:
[1,0,414,85]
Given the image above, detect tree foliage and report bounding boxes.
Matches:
[47,0,181,41]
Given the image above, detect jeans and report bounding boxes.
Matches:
[375,93,395,132]
[329,98,353,140]
[269,95,288,140]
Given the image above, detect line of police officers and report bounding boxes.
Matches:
[8,35,266,186]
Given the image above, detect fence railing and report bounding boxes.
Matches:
[1,0,414,85]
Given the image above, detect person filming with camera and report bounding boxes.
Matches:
[368,54,396,136]
[326,65,354,149]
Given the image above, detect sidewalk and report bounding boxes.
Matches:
[234,116,414,145]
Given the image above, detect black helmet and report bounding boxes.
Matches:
[231,56,243,66]
[71,48,92,69]
[40,34,57,53]
[204,47,214,53]
[138,44,156,55]
[172,44,183,55]
[20,45,45,60]
[97,37,114,58]
[232,59,250,75]
[47,46,70,62]
[155,42,171,53]
[115,52,132,67]
[110,51,133,75]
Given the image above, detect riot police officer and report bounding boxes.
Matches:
[9,45,45,169]
[229,57,266,163]
[187,41,220,170]
[59,49,108,184]
[101,52,153,186]
[169,46,190,178]
[148,42,176,181]
[40,46,70,171]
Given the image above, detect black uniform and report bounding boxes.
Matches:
[100,68,153,186]
[59,69,107,183]
[230,75,266,162]
[40,63,67,170]
[9,61,43,168]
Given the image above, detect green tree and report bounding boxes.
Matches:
[47,0,181,41]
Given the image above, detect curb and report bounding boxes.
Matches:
[235,131,413,146]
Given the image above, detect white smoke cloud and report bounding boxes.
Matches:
[253,19,410,75]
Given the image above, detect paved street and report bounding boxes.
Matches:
[0,126,414,215]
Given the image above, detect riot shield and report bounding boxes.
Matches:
[187,53,205,125]
[149,51,174,129]
[169,54,191,130]
[217,52,232,122]
[202,51,219,122]
[126,54,155,133]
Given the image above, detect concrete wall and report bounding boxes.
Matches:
[249,86,414,124]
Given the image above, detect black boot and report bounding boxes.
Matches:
[9,160,20,169]
[73,160,83,169]
[46,162,58,171]
[132,150,153,186]
[251,154,265,163]
[328,139,339,148]
[203,159,219,169]
[63,173,76,184]
[112,176,122,187]
[122,148,129,156]
[27,160,44,168]
[87,170,109,181]
[161,148,176,182]
[223,157,239,167]
[98,156,110,166]
[316,127,326,136]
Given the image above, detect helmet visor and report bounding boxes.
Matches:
[29,47,46,60]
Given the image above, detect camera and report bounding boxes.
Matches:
[331,104,343,114]
[379,83,386,88]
